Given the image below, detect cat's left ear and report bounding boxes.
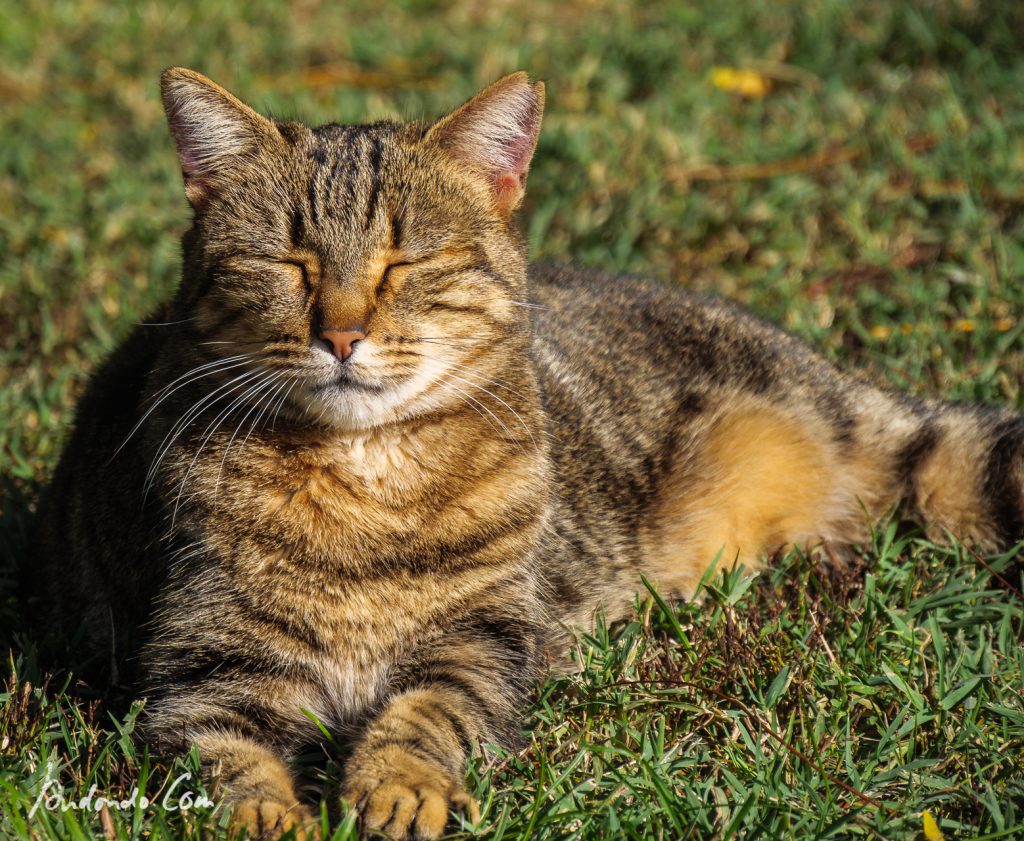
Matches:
[427,72,545,216]
[160,67,282,208]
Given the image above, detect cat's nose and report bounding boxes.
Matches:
[319,327,366,361]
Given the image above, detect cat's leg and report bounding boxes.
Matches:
[144,668,321,838]
[343,689,483,838]
[342,612,538,840]
[192,731,315,837]
[637,395,874,595]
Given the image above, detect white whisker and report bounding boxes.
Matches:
[438,381,507,441]
[111,354,255,461]
[136,318,195,327]
[441,370,536,447]
[438,377,520,446]
[412,352,529,401]
[268,376,299,434]
[170,371,282,525]
[214,371,293,495]
[143,367,265,501]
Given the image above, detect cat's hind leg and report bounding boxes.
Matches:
[637,394,862,597]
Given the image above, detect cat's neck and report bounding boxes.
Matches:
[157,396,550,576]
[272,398,544,476]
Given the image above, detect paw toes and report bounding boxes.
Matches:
[412,787,449,839]
[449,788,480,823]
[345,748,475,839]
[385,788,421,838]
[232,798,317,840]
[364,783,417,835]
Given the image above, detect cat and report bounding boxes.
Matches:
[33,67,1024,840]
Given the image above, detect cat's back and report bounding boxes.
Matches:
[533,263,770,436]
[528,263,813,381]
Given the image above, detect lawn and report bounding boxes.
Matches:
[2,0,1024,838]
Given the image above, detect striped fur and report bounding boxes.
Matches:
[33,70,1024,839]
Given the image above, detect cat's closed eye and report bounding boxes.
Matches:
[284,261,314,297]
[377,261,414,297]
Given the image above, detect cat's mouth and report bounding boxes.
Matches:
[312,369,387,394]
[292,353,451,430]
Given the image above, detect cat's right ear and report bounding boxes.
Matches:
[160,67,280,208]
[426,72,545,216]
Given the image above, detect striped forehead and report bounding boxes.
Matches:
[295,122,404,254]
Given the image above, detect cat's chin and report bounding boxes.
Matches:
[291,380,439,434]
[312,375,387,396]
[294,355,463,432]
[293,387,403,432]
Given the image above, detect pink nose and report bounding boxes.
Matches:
[319,328,365,361]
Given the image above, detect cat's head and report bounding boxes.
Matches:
[160,68,544,432]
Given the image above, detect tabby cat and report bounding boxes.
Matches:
[35,68,1024,839]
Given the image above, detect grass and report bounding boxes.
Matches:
[2,0,1023,838]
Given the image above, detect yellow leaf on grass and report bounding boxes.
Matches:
[869,325,892,340]
[922,810,945,841]
[711,67,772,99]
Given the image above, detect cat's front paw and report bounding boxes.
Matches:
[343,746,479,840]
[230,798,318,840]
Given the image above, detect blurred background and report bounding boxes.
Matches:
[1,0,1023,499]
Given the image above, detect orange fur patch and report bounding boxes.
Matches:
[641,405,834,596]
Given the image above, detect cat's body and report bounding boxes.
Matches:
[34,70,1024,839]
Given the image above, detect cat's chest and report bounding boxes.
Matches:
[245,428,441,555]
[249,556,480,727]
[301,626,404,726]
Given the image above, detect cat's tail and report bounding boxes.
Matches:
[871,393,1024,554]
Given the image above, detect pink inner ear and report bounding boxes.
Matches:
[495,171,524,193]
[170,126,212,205]
[478,87,543,213]
[177,146,201,181]
[501,115,541,181]
[493,171,524,208]
[166,108,204,182]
